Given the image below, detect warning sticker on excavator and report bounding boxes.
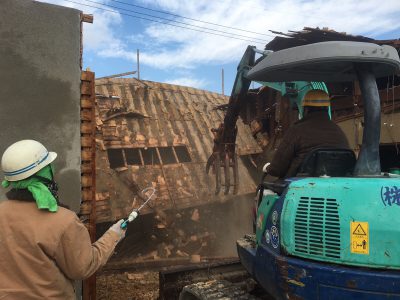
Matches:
[350,221,369,255]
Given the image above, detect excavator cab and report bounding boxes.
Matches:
[237,41,400,300]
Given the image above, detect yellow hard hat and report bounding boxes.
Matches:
[303,89,330,107]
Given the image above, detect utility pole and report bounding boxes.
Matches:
[137,49,140,80]
[222,68,224,96]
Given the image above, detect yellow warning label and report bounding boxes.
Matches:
[350,221,369,255]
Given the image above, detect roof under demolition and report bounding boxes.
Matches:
[266,27,400,51]
[258,27,400,122]
[92,78,261,223]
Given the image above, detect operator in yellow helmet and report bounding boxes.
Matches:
[268,89,349,178]
[0,140,127,299]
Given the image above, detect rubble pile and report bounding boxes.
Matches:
[98,197,253,269]
[97,271,158,300]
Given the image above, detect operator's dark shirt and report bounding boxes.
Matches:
[269,111,350,178]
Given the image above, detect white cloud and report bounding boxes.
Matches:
[132,0,400,69]
[164,77,208,89]
[36,0,123,52]
[37,0,400,88]
[83,10,123,52]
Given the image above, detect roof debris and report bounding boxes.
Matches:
[266,27,400,51]
[94,78,261,223]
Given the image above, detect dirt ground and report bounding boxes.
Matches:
[97,271,159,300]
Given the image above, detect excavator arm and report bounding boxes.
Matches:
[206,46,329,195]
[206,46,256,195]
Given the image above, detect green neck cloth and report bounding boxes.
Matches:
[2,165,58,212]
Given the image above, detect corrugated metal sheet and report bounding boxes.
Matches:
[94,78,261,223]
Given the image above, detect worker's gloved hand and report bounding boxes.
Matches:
[109,219,127,241]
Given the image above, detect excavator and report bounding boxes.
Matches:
[206,46,329,196]
[163,40,400,299]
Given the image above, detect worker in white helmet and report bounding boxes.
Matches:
[0,140,127,300]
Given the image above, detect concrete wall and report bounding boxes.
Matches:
[0,0,82,212]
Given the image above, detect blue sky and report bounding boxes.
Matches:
[39,0,400,94]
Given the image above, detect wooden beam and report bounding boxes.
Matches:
[82,14,94,23]
[96,71,137,80]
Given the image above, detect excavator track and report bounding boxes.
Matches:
[179,279,261,300]
[159,258,274,299]
[159,259,248,299]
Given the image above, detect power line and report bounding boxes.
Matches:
[81,0,269,43]
[108,0,275,38]
[64,0,269,44]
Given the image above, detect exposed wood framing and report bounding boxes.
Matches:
[80,70,97,300]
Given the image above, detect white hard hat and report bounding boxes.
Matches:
[1,140,57,182]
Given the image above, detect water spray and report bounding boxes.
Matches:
[120,187,156,229]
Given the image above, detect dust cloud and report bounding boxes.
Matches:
[97,195,255,264]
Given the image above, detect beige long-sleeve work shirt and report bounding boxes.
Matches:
[0,199,120,299]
